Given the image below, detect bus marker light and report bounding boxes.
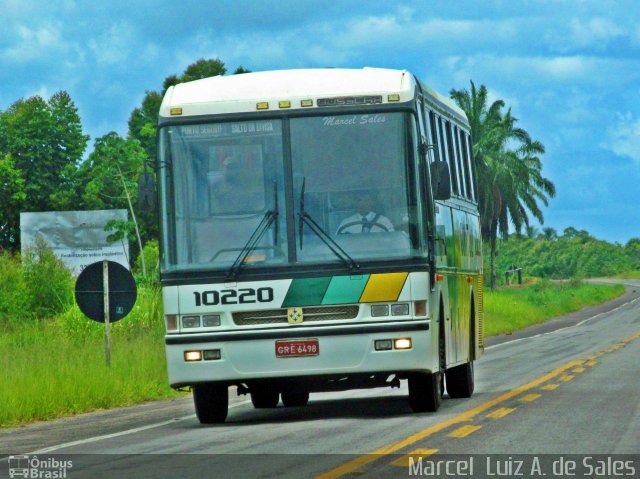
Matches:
[256,102,269,110]
[388,94,400,102]
[301,99,313,107]
[394,338,412,350]
[435,274,444,282]
[371,304,389,317]
[414,301,427,317]
[466,276,473,283]
[184,350,202,362]
[279,100,291,108]
[391,303,410,316]
[165,315,178,331]
[170,107,183,116]
[203,315,221,327]
[375,339,393,351]
[182,315,201,328]
[203,349,221,360]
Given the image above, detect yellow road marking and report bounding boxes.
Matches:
[572,367,585,373]
[585,360,598,366]
[559,375,575,382]
[314,359,583,479]
[486,407,516,419]
[520,393,541,402]
[542,383,558,390]
[390,448,438,467]
[449,425,482,437]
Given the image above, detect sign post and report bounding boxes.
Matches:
[103,260,111,367]
[75,260,137,367]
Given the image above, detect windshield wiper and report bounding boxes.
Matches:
[226,182,280,280]
[298,178,359,271]
[226,209,277,280]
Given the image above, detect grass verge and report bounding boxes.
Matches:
[484,279,625,336]
[0,287,183,428]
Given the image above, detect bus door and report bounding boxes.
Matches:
[435,203,455,366]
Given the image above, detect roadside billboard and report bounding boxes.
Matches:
[20,209,130,275]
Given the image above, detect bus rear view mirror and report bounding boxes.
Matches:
[138,172,157,211]
[430,161,451,200]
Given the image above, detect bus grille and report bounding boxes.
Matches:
[232,305,360,325]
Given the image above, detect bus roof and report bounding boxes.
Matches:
[160,67,467,123]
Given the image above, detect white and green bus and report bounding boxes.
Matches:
[154,68,484,423]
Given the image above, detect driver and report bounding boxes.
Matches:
[337,190,394,234]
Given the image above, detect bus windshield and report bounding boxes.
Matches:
[159,112,420,273]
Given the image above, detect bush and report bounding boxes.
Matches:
[22,236,74,319]
[134,240,160,287]
[0,252,30,324]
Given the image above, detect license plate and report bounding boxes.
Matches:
[275,339,319,358]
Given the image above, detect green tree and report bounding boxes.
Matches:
[80,133,151,273]
[540,227,558,241]
[450,82,555,289]
[0,93,88,250]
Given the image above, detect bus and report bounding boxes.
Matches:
[153,68,484,423]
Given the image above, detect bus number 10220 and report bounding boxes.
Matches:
[193,287,274,306]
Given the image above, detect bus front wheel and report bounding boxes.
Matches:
[193,383,229,424]
[408,372,442,412]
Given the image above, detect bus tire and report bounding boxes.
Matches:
[250,385,280,408]
[281,387,310,407]
[445,361,474,398]
[408,372,442,412]
[193,383,228,424]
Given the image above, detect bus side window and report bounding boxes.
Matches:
[442,119,459,196]
[453,126,469,198]
[462,133,477,202]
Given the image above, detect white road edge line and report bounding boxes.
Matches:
[485,296,640,351]
[0,398,252,460]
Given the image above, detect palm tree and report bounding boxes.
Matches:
[450,81,555,289]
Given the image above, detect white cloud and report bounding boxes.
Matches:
[88,21,135,65]
[2,23,66,62]
[568,17,624,48]
[607,113,640,163]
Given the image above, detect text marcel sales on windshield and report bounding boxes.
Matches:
[407,455,637,477]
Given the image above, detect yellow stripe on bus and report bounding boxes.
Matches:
[359,272,409,303]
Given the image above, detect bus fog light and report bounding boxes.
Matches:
[375,339,393,351]
[414,301,427,317]
[391,303,410,316]
[394,338,412,350]
[203,315,221,327]
[182,315,201,328]
[371,304,389,317]
[184,350,202,361]
[165,315,178,331]
[203,349,221,360]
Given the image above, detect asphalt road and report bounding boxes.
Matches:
[2,281,639,479]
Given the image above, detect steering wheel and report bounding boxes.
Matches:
[337,220,390,234]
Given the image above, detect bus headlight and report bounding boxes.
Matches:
[391,303,410,316]
[184,350,202,362]
[371,304,389,317]
[394,338,412,350]
[182,316,201,328]
[202,315,221,327]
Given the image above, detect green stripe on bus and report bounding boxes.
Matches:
[321,275,370,305]
[281,277,332,307]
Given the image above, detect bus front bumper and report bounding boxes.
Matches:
[165,320,434,387]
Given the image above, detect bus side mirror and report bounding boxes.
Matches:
[430,161,451,200]
[138,172,157,211]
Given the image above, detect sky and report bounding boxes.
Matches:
[1,0,639,244]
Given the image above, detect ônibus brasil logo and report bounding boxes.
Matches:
[8,455,72,478]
